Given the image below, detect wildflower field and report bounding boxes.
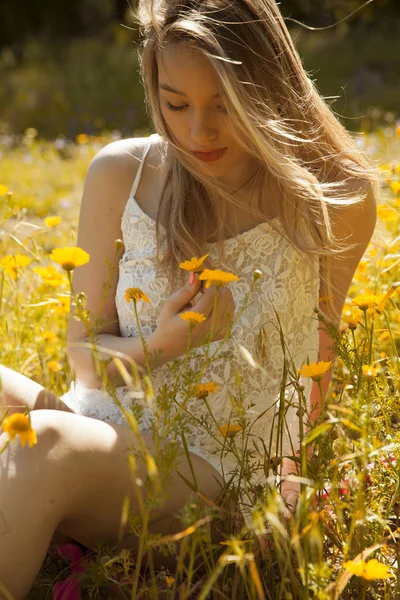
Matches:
[1,123,400,599]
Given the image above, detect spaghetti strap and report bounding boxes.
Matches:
[129,133,158,198]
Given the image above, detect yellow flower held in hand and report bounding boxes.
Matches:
[179,254,209,271]
[44,216,62,228]
[50,247,90,272]
[179,311,206,326]
[218,424,242,439]
[199,268,239,288]
[2,413,37,448]
[125,287,150,303]
[298,361,333,382]
[343,558,394,580]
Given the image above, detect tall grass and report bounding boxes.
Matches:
[1,125,400,598]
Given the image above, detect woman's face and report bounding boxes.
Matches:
[157,43,257,187]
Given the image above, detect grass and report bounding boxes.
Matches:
[0,124,400,598]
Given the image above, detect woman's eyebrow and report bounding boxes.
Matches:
[159,83,222,98]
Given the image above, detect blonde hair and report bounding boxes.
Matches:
[134,0,382,324]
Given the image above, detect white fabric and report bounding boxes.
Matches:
[61,133,320,495]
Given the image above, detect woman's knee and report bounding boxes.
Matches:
[0,410,71,476]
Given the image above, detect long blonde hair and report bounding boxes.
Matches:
[134,0,382,323]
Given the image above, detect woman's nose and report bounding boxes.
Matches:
[190,111,218,142]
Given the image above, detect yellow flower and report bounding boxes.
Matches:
[199,268,239,288]
[374,284,400,314]
[44,216,62,228]
[41,330,58,343]
[47,360,62,373]
[50,247,90,272]
[390,181,400,195]
[342,307,364,330]
[377,204,398,224]
[76,133,89,144]
[33,265,67,287]
[192,381,219,398]
[179,254,209,271]
[179,311,206,326]
[0,254,31,280]
[298,360,333,382]
[351,293,381,311]
[125,287,150,303]
[218,424,242,439]
[0,184,9,195]
[51,296,70,315]
[2,413,37,448]
[165,576,175,589]
[343,558,394,580]
[361,365,379,382]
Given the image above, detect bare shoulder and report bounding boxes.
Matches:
[92,134,165,203]
[66,135,162,355]
[92,136,153,180]
[318,177,377,326]
[330,177,377,244]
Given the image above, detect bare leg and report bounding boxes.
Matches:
[0,366,78,547]
[0,409,225,599]
[0,412,75,600]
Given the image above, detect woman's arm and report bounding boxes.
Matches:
[308,178,377,426]
[67,331,172,389]
[66,138,152,388]
[281,178,377,511]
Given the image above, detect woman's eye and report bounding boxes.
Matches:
[165,101,187,112]
[165,101,227,114]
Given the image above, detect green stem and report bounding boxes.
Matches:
[133,300,152,376]
[130,484,149,598]
[173,323,194,397]
[67,271,103,383]
[179,422,199,490]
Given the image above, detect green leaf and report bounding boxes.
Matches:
[302,422,333,446]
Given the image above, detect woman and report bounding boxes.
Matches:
[0,0,379,597]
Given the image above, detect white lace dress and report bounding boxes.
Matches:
[60,133,320,492]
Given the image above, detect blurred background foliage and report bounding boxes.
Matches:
[0,0,398,139]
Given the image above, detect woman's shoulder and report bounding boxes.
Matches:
[93,134,164,173]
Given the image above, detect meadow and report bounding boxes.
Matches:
[1,122,400,599]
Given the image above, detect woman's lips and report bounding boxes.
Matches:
[192,148,227,162]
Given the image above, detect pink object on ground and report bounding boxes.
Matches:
[53,543,95,600]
